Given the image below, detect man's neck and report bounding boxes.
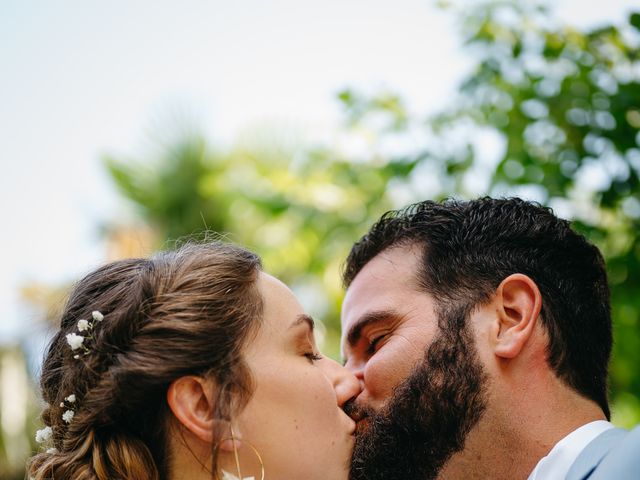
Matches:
[436,391,606,480]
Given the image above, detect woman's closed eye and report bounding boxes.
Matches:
[304,351,323,363]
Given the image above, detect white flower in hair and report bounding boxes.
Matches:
[35,426,53,443]
[77,319,90,331]
[62,410,75,423]
[65,394,76,403]
[66,333,85,351]
[46,448,59,454]
[221,471,255,480]
[92,311,104,322]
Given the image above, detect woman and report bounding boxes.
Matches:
[28,241,360,480]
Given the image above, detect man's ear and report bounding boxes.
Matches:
[493,273,542,359]
[167,376,217,443]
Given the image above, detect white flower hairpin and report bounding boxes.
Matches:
[62,410,75,423]
[60,393,77,424]
[35,426,53,444]
[66,310,104,359]
[35,425,58,454]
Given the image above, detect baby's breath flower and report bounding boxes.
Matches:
[62,410,75,423]
[59,402,64,407]
[46,447,59,454]
[35,426,53,443]
[77,319,90,331]
[92,311,104,322]
[73,354,80,359]
[65,394,76,403]
[66,333,85,351]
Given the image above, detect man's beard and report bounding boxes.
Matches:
[347,311,489,480]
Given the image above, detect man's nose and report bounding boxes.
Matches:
[322,357,363,407]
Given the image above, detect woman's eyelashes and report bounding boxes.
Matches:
[304,351,323,363]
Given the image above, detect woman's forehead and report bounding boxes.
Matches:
[256,272,304,330]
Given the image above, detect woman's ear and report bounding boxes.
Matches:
[167,376,217,443]
[493,273,542,359]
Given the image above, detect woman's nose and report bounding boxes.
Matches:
[320,357,362,407]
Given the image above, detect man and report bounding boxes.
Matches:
[340,198,640,480]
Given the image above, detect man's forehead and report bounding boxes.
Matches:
[341,244,426,330]
[346,244,423,295]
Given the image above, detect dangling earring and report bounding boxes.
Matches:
[214,425,265,480]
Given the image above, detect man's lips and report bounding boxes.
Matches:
[343,399,373,422]
[343,399,377,435]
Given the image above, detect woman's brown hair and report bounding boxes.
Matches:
[27,241,263,479]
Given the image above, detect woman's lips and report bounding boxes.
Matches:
[346,417,357,435]
[342,399,372,434]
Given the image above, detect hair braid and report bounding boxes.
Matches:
[28,241,263,480]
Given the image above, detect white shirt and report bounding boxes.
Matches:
[528,420,615,480]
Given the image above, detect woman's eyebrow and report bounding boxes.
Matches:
[289,314,315,332]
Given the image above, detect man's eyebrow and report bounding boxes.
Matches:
[344,310,397,348]
[289,314,315,332]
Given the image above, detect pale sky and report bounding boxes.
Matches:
[1,0,637,343]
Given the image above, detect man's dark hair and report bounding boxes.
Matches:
[343,197,612,418]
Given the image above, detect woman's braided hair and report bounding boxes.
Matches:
[28,241,263,480]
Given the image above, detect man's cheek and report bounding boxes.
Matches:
[366,354,407,400]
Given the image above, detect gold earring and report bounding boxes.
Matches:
[213,426,265,480]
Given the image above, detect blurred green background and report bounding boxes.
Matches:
[2,1,639,478]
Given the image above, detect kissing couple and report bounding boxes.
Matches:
[29,198,640,479]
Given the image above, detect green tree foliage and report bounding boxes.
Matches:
[106,1,640,425]
[447,0,640,428]
[106,131,415,357]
